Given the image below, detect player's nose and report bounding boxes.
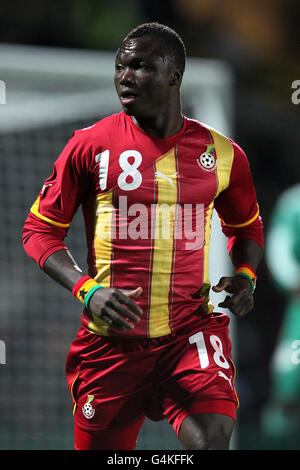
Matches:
[119,67,135,86]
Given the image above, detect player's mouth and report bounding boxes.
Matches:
[119,89,139,105]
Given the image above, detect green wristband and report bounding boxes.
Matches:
[84,284,103,308]
[234,272,255,293]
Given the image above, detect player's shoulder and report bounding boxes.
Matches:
[186,117,246,157]
[185,117,230,142]
[71,112,124,145]
[56,113,124,162]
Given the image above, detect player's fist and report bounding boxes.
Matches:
[212,276,254,317]
[88,286,143,331]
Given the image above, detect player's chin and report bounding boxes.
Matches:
[122,105,135,115]
[120,95,146,116]
[120,101,139,116]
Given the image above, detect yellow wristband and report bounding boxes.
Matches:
[72,276,102,304]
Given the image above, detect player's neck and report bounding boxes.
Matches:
[131,100,183,139]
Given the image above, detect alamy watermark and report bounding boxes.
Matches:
[0,80,6,104]
[95,196,205,250]
[0,340,6,364]
[291,80,300,105]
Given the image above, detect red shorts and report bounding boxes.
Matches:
[66,313,239,450]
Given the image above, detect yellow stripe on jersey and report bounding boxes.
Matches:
[88,190,114,336]
[70,374,79,415]
[203,124,234,197]
[220,205,260,228]
[148,148,177,337]
[200,125,234,315]
[30,196,70,228]
[229,357,240,409]
[202,201,215,315]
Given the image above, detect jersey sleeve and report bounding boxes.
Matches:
[23,131,91,268]
[214,140,264,253]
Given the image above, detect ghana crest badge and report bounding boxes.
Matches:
[82,394,95,419]
[197,144,216,171]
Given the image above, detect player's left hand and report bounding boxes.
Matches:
[212,276,254,317]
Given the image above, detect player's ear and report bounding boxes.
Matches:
[169,68,183,86]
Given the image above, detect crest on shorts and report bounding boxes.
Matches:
[82,394,95,419]
[196,144,216,171]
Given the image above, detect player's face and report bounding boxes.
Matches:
[114,36,176,118]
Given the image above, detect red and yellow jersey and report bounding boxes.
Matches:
[23,112,263,338]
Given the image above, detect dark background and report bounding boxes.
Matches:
[1,0,299,449]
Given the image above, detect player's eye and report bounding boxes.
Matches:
[138,61,149,69]
[131,60,149,70]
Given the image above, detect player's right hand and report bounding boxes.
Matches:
[87,287,143,331]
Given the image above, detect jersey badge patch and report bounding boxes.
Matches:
[196,144,216,171]
[82,394,95,419]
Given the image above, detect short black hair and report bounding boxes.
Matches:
[123,22,186,73]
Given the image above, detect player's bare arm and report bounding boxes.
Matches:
[43,249,143,331]
[212,239,263,317]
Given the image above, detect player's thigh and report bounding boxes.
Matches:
[67,333,154,450]
[178,412,235,450]
[156,316,238,446]
[74,415,146,450]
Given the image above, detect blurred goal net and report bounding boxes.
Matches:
[0,43,233,450]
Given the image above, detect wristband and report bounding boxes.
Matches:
[234,264,257,293]
[83,285,103,308]
[72,276,103,307]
